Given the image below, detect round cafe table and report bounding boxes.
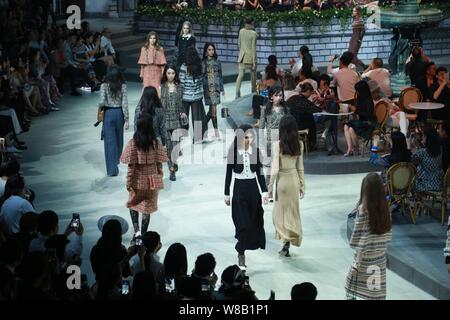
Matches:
[313,111,354,155]
[408,102,444,111]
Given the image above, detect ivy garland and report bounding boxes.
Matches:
[135,4,450,46]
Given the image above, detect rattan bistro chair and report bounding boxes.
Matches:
[386,162,417,224]
[414,167,450,225]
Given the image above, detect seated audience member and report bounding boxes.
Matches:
[362,57,392,97]
[283,73,298,101]
[438,123,449,171]
[412,126,443,193]
[262,54,285,80]
[327,51,360,106]
[100,28,119,65]
[0,156,20,197]
[296,66,318,93]
[370,131,412,172]
[343,80,376,156]
[90,219,133,281]
[130,231,165,293]
[291,282,318,300]
[213,265,257,300]
[368,80,410,139]
[16,251,54,300]
[132,271,158,300]
[10,211,38,260]
[177,252,218,300]
[430,66,450,122]
[0,175,35,235]
[163,242,188,293]
[0,237,23,300]
[288,82,321,150]
[95,262,124,300]
[251,65,282,127]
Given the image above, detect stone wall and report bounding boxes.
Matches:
[136,15,450,65]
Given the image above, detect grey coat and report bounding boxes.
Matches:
[160,83,184,131]
[203,58,224,106]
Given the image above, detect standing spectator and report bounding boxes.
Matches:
[224,125,268,267]
[235,16,258,99]
[362,57,393,97]
[138,31,167,90]
[0,175,35,236]
[268,115,305,257]
[202,42,224,140]
[99,65,129,177]
[160,64,186,181]
[345,173,392,300]
[179,47,206,143]
[120,113,169,235]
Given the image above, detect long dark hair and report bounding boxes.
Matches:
[355,80,372,102]
[265,87,287,116]
[163,243,188,279]
[279,115,301,156]
[185,46,202,79]
[139,86,162,116]
[359,173,392,235]
[134,113,157,152]
[424,126,441,158]
[104,65,125,100]
[202,42,218,61]
[96,219,123,257]
[390,131,411,162]
[264,64,278,81]
[161,63,180,85]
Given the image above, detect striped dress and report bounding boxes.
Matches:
[345,205,392,300]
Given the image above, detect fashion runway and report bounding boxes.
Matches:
[18,81,434,299]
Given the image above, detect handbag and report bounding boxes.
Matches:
[148,163,164,190]
[94,106,105,127]
[221,104,229,118]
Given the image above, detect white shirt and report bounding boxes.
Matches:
[100,35,115,55]
[327,64,360,102]
[29,232,83,261]
[362,68,393,97]
[0,195,35,235]
[224,147,268,201]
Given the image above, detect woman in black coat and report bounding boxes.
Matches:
[224,124,268,268]
[176,21,196,69]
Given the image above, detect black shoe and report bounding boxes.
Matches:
[15,144,27,151]
[169,171,176,181]
[71,91,82,96]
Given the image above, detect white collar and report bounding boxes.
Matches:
[181,34,192,40]
[238,146,253,156]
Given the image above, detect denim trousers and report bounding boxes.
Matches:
[102,108,124,176]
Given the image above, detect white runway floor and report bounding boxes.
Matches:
[18,81,434,300]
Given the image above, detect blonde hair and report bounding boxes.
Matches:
[180,21,194,37]
[144,31,161,50]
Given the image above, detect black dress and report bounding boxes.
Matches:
[177,35,196,68]
[225,147,267,254]
[347,98,376,140]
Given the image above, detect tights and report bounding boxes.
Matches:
[130,210,151,234]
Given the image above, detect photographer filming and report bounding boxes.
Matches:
[213,265,257,300]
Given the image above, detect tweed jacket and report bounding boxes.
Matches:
[160,82,185,131]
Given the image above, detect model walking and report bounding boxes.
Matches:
[348,6,366,69]
[345,173,392,300]
[179,46,206,144]
[160,64,187,181]
[176,21,196,70]
[268,115,305,257]
[120,113,168,236]
[138,31,167,90]
[99,65,129,176]
[224,124,269,268]
[202,42,224,140]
